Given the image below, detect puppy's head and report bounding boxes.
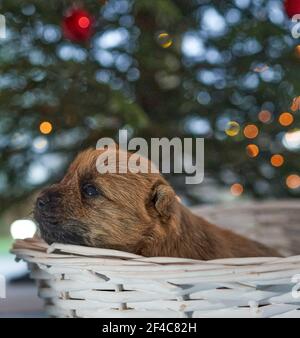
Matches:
[34,147,179,253]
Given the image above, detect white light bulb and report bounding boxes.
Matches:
[283,130,300,151]
[10,219,37,240]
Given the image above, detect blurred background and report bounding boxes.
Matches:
[0,0,300,316]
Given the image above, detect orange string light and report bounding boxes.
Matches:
[279,112,294,127]
[39,121,53,135]
[270,154,284,167]
[286,174,300,189]
[244,124,259,139]
[295,45,300,58]
[246,144,259,158]
[230,183,244,196]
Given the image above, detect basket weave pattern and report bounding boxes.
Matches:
[12,200,300,318]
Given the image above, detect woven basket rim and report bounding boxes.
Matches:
[10,238,300,286]
[11,237,300,265]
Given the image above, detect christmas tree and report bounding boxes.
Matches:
[0,0,300,215]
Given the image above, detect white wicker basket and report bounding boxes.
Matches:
[12,200,300,318]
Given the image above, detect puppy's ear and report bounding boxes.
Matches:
[152,184,176,219]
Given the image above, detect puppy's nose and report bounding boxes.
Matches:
[36,190,61,210]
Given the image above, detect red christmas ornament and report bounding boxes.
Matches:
[284,0,300,18]
[62,7,94,42]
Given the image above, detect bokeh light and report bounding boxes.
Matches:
[157,32,173,48]
[225,121,240,136]
[271,154,284,167]
[253,64,269,73]
[295,45,300,58]
[286,174,300,190]
[230,183,244,197]
[39,121,53,135]
[282,129,300,150]
[246,144,259,158]
[244,124,259,139]
[291,96,300,112]
[10,219,37,239]
[279,112,294,127]
[258,110,272,123]
[32,136,49,153]
[78,16,90,29]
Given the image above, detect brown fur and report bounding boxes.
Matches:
[34,148,279,259]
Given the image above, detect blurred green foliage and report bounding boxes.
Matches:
[0,0,300,217]
[0,237,12,253]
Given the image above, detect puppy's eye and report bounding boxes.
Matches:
[82,183,99,197]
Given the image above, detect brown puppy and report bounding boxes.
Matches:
[34,148,279,260]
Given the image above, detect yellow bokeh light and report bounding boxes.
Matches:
[286,174,300,189]
[246,144,259,158]
[225,121,240,137]
[39,121,53,135]
[157,32,173,48]
[279,112,294,127]
[270,154,284,168]
[244,124,259,139]
[230,183,244,197]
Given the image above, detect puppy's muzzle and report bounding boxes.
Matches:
[34,187,90,246]
[34,188,62,229]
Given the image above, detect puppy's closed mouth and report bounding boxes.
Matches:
[39,222,90,246]
[34,211,90,246]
